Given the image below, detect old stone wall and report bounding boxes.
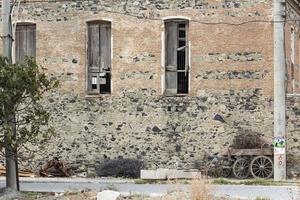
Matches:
[287,96,300,176]
[1,0,300,177]
[22,88,274,176]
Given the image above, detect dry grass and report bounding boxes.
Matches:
[191,177,213,200]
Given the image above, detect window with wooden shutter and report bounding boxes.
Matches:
[165,20,189,96]
[87,21,111,94]
[15,23,36,62]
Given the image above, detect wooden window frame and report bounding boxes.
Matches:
[14,22,36,63]
[86,20,112,95]
[164,19,189,96]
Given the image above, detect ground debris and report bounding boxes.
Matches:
[39,157,71,177]
[0,164,35,177]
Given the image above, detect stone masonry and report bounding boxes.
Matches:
[1,0,300,177]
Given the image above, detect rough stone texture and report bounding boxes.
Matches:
[20,88,276,176]
[286,96,300,177]
[1,0,299,177]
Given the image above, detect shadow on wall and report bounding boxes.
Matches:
[95,158,144,178]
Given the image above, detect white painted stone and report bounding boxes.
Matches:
[97,190,120,200]
[167,170,188,179]
[140,169,169,179]
[156,168,169,179]
[140,170,157,179]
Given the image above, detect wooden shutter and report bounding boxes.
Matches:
[99,24,111,72]
[88,23,101,73]
[87,23,100,93]
[165,21,178,96]
[15,24,36,62]
[99,23,111,94]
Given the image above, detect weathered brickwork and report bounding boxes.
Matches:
[1,0,300,177]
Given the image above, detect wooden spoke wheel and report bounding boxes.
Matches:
[232,158,250,179]
[250,156,274,179]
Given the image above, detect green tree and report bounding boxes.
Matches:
[0,56,58,189]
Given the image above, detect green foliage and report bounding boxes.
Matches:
[255,197,270,200]
[0,56,58,151]
[212,178,282,186]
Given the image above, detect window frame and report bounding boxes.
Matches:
[13,22,36,63]
[86,20,112,95]
[163,18,190,97]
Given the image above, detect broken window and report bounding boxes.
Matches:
[87,21,111,94]
[15,23,36,62]
[165,20,189,96]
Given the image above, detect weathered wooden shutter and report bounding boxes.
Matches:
[87,23,101,93]
[165,21,178,96]
[88,23,100,72]
[100,24,111,72]
[15,24,36,62]
[99,23,111,94]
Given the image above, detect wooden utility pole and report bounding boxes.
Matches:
[2,0,19,189]
[273,0,287,181]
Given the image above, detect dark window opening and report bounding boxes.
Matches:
[179,30,186,38]
[100,72,111,94]
[178,72,189,94]
[179,40,186,48]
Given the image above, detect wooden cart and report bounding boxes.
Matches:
[220,147,274,179]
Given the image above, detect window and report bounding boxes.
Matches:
[164,19,189,96]
[87,21,111,94]
[291,27,296,93]
[15,23,36,62]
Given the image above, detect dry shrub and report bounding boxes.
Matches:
[96,158,144,178]
[231,130,266,149]
[191,177,213,200]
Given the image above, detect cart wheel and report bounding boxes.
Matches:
[232,158,250,179]
[250,156,273,179]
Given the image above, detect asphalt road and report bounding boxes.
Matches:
[0,178,299,200]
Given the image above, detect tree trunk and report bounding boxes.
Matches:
[5,114,19,190]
